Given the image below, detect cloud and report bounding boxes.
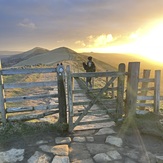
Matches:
[18,18,37,30]
[93,34,113,47]
[75,40,86,47]
[76,34,114,48]
[1,0,163,51]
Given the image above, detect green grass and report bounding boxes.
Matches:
[0,121,68,144]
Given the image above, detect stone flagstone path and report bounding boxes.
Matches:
[0,80,163,162]
[0,125,163,163]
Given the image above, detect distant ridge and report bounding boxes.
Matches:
[2,47,49,67]
[0,51,22,55]
[1,47,79,67]
[13,47,78,67]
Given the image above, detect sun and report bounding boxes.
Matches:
[78,20,163,64]
[132,21,163,63]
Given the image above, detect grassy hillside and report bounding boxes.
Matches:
[2,47,49,67]
[14,47,77,67]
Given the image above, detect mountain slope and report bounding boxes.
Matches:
[13,47,78,67]
[2,47,49,67]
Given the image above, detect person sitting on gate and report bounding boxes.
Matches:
[83,56,96,88]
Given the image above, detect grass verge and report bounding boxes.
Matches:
[0,121,68,144]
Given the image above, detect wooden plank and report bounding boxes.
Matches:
[138,87,154,91]
[73,76,117,129]
[2,67,57,75]
[105,70,109,96]
[72,71,124,78]
[6,104,58,114]
[139,78,155,82]
[136,103,154,107]
[74,109,108,116]
[74,76,117,95]
[6,106,33,113]
[5,94,58,102]
[6,104,59,113]
[7,109,59,122]
[73,101,91,106]
[73,98,116,107]
[78,118,112,125]
[154,70,161,113]
[30,105,58,111]
[100,98,117,103]
[4,81,57,89]
[46,104,58,110]
[72,89,88,94]
[137,96,154,100]
[107,108,116,113]
[44,110,59,116]
[7,113,44,121]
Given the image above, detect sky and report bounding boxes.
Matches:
[1,0,163,62]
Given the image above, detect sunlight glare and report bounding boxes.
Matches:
[78,21,163,64]
[132,22,163,63]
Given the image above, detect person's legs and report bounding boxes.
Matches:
[86,77,89,87]
[86,77,92,88]
[89,78,92,89]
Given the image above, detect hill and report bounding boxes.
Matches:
[2,47,162,100]
[1,47,116,73]
[1,47,49,67]
[1,47,162,94]
[14,47,78,67]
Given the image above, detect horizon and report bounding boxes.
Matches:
[0,46,163,66]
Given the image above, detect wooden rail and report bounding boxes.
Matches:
[67,63,126,132]
[0,62,162,128]
[137,70,162,113]
[0,66,59,123]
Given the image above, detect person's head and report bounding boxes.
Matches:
[88,56,92,61]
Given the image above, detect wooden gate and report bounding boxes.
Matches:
[0,64,67,124]
[66,63,126,132]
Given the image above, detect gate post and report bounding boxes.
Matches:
[125,62,140,116]
[57,63,67,124]
[154,70,161,113]
[0,60,6,124]
[66,65,73,132]
[116,63,125,119]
